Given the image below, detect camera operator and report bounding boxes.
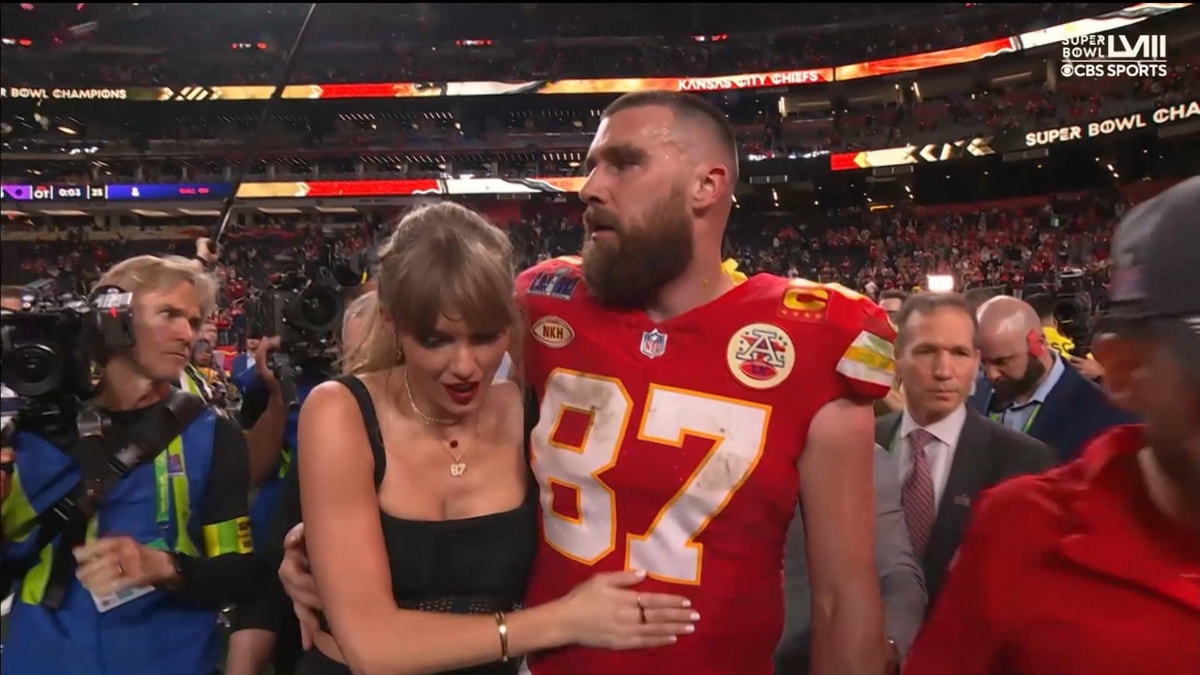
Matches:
[223,289,375,675]
[0,255,268,675]
[1027,292,1107,382]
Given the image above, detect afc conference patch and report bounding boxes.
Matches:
[726,323,795,390]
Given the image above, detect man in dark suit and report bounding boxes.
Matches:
[879,293,1055,607]
[777,444,927,675]
[970,295,1136,462]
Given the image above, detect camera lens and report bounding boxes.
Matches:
[1,344,61,397]
[292,286,341,334]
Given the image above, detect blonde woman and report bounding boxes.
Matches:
[296,203,696,675]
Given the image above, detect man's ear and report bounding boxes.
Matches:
[693,163,732,210]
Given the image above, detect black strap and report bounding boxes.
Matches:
[333,375,387,488]
[7,390,208,609]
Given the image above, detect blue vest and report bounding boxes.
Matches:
[239,368,315,548]
[0,411,224,675]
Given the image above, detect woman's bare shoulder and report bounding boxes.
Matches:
[485,381,525,438]
[488,379,523,414]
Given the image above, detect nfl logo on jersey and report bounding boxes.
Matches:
[639,329,668,359]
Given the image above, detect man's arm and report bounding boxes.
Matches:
[243,389,287,484]
[871,445,927,664]
[798,398,888,675]
[227,460,305,675]
[239,340,288,484]
[155,415,274,605]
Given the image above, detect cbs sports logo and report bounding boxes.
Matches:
[1060,34,1169,78]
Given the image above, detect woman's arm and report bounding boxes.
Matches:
[299,381,695,675]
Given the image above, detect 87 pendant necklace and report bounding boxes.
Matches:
[404,369,473,477]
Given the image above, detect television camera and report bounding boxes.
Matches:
[244,238,368,402]
[0,281,135,439]
[1050,268,1096,355]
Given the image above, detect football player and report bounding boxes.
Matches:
[280,92,897,675]
[517,92,896,675]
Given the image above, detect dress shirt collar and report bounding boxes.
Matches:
[899,404,968,449]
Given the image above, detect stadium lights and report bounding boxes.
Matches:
[927,275,955,293]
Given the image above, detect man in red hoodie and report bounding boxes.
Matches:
[904,177,1200,675]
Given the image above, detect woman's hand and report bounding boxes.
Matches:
[554,569,699,650]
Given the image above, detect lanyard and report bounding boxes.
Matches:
[990,401,1043,433]
[149,437,199,556]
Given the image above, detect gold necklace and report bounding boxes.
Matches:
[403,368,459,426]
[403,369,472,477]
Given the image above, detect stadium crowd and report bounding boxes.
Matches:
[1,182,1144,335]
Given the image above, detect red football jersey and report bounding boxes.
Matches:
[517,257,897,675]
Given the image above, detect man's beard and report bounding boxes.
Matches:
[991,356,1047,405]
[581,188,693,309]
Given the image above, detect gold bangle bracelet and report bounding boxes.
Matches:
[494,611,510,663]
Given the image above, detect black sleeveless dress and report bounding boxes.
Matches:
[296,375,539,675]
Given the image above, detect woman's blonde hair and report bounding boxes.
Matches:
[96,255,219,319]
[339,290,378,374]
[346,202,517,375]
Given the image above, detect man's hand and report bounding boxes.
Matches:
[74,536,178,596]
[254,336,283,394]
[279,522,323,649]
[1069,355,1105,382]
[196,237,220,265]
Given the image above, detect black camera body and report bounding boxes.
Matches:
[1052,268,1095,356]
[251,271,344,359]
[0,282,135,428]
[244,240,366,403]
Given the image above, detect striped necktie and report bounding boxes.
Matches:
[902,428,937,557]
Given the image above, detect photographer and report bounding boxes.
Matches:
[225,290,375,675]
[0,255,268,675]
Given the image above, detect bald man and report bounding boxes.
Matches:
[968,296,1135,462]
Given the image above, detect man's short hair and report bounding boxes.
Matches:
[879,289,910,304]
[602,91,739,181]
[894,292,979,352]
[964,286,999,313]
[1025,293,1056,321]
